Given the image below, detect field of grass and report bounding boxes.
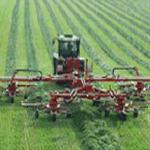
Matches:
[0,0,150,149]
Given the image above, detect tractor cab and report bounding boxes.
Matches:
[53,34,85,76]
[58,34,80,58]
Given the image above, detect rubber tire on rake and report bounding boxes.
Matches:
[133,108,139,118]
[9,97,14,103]
[66,112,72,118]
[140,95,145,101]
[35,109,39,119]
[52,114,56,122]
[104,108,110,118]
[92,101,100,107]
[118,112,127,121]
[24,94,29,100]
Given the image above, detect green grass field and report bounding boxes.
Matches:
[0,0,150,149]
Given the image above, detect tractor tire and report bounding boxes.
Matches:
[118,112,127,121]
[52,114,56,122]
[133,108,138,118]
[66,112,72,118]
[104,108,110,118]
[35,109,39,119]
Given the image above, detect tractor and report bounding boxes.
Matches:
[52,34,86,76]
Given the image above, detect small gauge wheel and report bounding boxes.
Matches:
[66,112,72,118]
[133,108,138,118]
[52,114,56,122]
[118,112,127,121]
[104,108,110,118]
[35,109,39,119]
[9,97,14,103]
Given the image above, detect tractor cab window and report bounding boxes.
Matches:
[68,41,77,54]
[59,41,79,58]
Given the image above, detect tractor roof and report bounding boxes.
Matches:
[58,34,80,42]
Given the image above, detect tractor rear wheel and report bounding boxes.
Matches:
[118,112,127,121]
[52,114,56,122]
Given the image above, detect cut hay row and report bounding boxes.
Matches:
[90,0,150,59]
[97,0,150,35]
[78,0,150,70]
[26,0,52,74]
[103,0,150,29]
[43,0,63,34]
[55,1,111,74]
[118,0,150,22]
[64,1,131,69]
[71,103,120,150]
[33,0,53,60]
[99,0,150,44]
[24,0,38,69]
[0,104,28,150]
[0,0,149,150]
[5,0,20,75]
[0,0,14,74]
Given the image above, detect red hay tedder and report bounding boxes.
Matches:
[0,35,150,121]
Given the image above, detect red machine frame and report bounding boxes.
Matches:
[0,67,149,121]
